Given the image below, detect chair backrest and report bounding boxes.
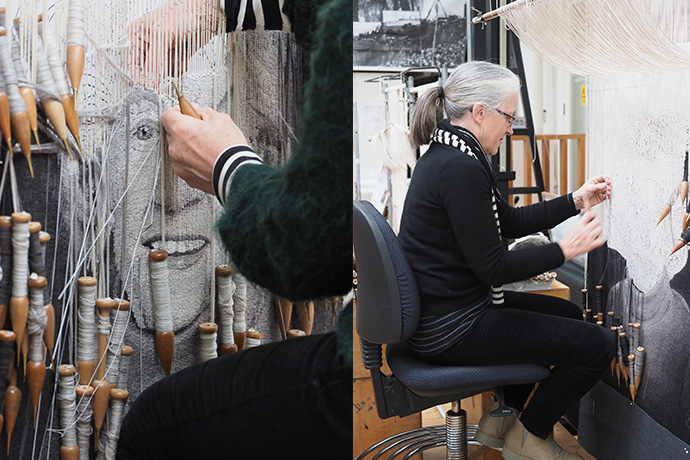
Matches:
[353,200,421,345]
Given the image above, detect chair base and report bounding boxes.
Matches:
[354,418,501,460]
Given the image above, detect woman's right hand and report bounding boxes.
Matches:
[558,211,605,262]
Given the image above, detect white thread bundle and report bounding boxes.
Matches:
[77,280,97,364]
[10,37,32,87]
[245,328,262,348]
[57,370,78,447]
[27,274,48,362]
[75,387,93,460]
[216,271,236,347]
[30,34,62,103]
[38,22,71,96]
[635,347,645,380]
[98,306,111,337]
[0,33,27,114]
[232,272,247,334]
[117,347,131,390]
[66,0,86,48]
[498,0,690,78]
[106,304,129,386]
[149,251,173,333]
[103,392,128,460]
[11,217,30,298]
[199,325,218,361]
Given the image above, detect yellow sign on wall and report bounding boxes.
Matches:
[581,85,587,105]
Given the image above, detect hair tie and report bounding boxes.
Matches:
[437,85,444,100]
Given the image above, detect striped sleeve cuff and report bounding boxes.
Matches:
[212,145,263,206]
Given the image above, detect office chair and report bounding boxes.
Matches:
[353,200,551,460]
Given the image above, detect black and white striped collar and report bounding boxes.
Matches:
[432,120,498,188]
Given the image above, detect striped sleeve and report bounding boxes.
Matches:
[212,145,263,206]
[224,0,292,32]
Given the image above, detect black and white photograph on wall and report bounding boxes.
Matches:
[354,0,467,70]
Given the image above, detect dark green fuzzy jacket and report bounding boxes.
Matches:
[217,0,352,363]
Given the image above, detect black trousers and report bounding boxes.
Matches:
[116,332,350,459]
[429,290,615,439]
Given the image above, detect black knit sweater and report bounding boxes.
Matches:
[398,120,578,317]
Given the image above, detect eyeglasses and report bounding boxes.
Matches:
[494,108,517,127]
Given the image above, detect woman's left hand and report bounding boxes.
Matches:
[573,175,612,210]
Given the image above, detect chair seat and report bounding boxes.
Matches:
[387,343,551,398]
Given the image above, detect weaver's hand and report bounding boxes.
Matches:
[161,103,247,195]
[572,174,612,210]
[558,211,605,262]
[127,0,222,87]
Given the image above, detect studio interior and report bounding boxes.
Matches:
[353,1,690,459]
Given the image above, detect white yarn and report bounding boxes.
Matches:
[104,396,127,460]
[106,307,128,385]
[67,0,86,48]
[98,309,111,336]
[232,272,247,333]
[77,282,97,363]
[75,388,93,460]
[0,33,27,114]
[199,328,218,361]
[31,34,62,102]
[117,348,130,390]
[39,23,71,96]
[27,274,47,361]
[57,371,78,447]
[216,272,236,346]
[11,219,29,298]
[245,328,262,348]
[498,0,690,78]
[149,254,173,333]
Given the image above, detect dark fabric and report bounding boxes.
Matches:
[217,0,352,303]
[116,333,350,460]
[579,381,690,459]
[398,120,577,318]
[361,200,420,341]
[427,290,615,439]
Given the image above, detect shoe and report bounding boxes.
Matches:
[502,418,584,460]
[474,399,516,448]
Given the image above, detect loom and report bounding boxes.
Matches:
[0,1,345,459]
[474,0,690,457]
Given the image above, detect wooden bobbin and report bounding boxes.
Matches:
[91,377,111,452]
[29,221,41,235]
[10,212,31,367]
[57,364,78,459]
[627,353,636,403]
[274,296,293,340]
[0,90,11,153]
[44,97,72,159]
[121,344,133,357]
[39,231,51,245]
[19,86,40,150]
[44,303,55,365]
[95,298,116,380]
[172,80,201,119]
[635,346,645,389]
[0,331,14,447]
[77,276,98,385]
[66,43,85,108]
[0,31,33,176]
[149,250,174,375]
[5,354,21,455]
[198,322,218,335]
[27,275,47,426]
[0,217,10,329]
[36,14,81,154]
[215,264,233,277]
[287,329,306,339]
[215,265,236,355]
[294,301,314,336]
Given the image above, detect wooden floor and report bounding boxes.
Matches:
[421,404,597,460]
